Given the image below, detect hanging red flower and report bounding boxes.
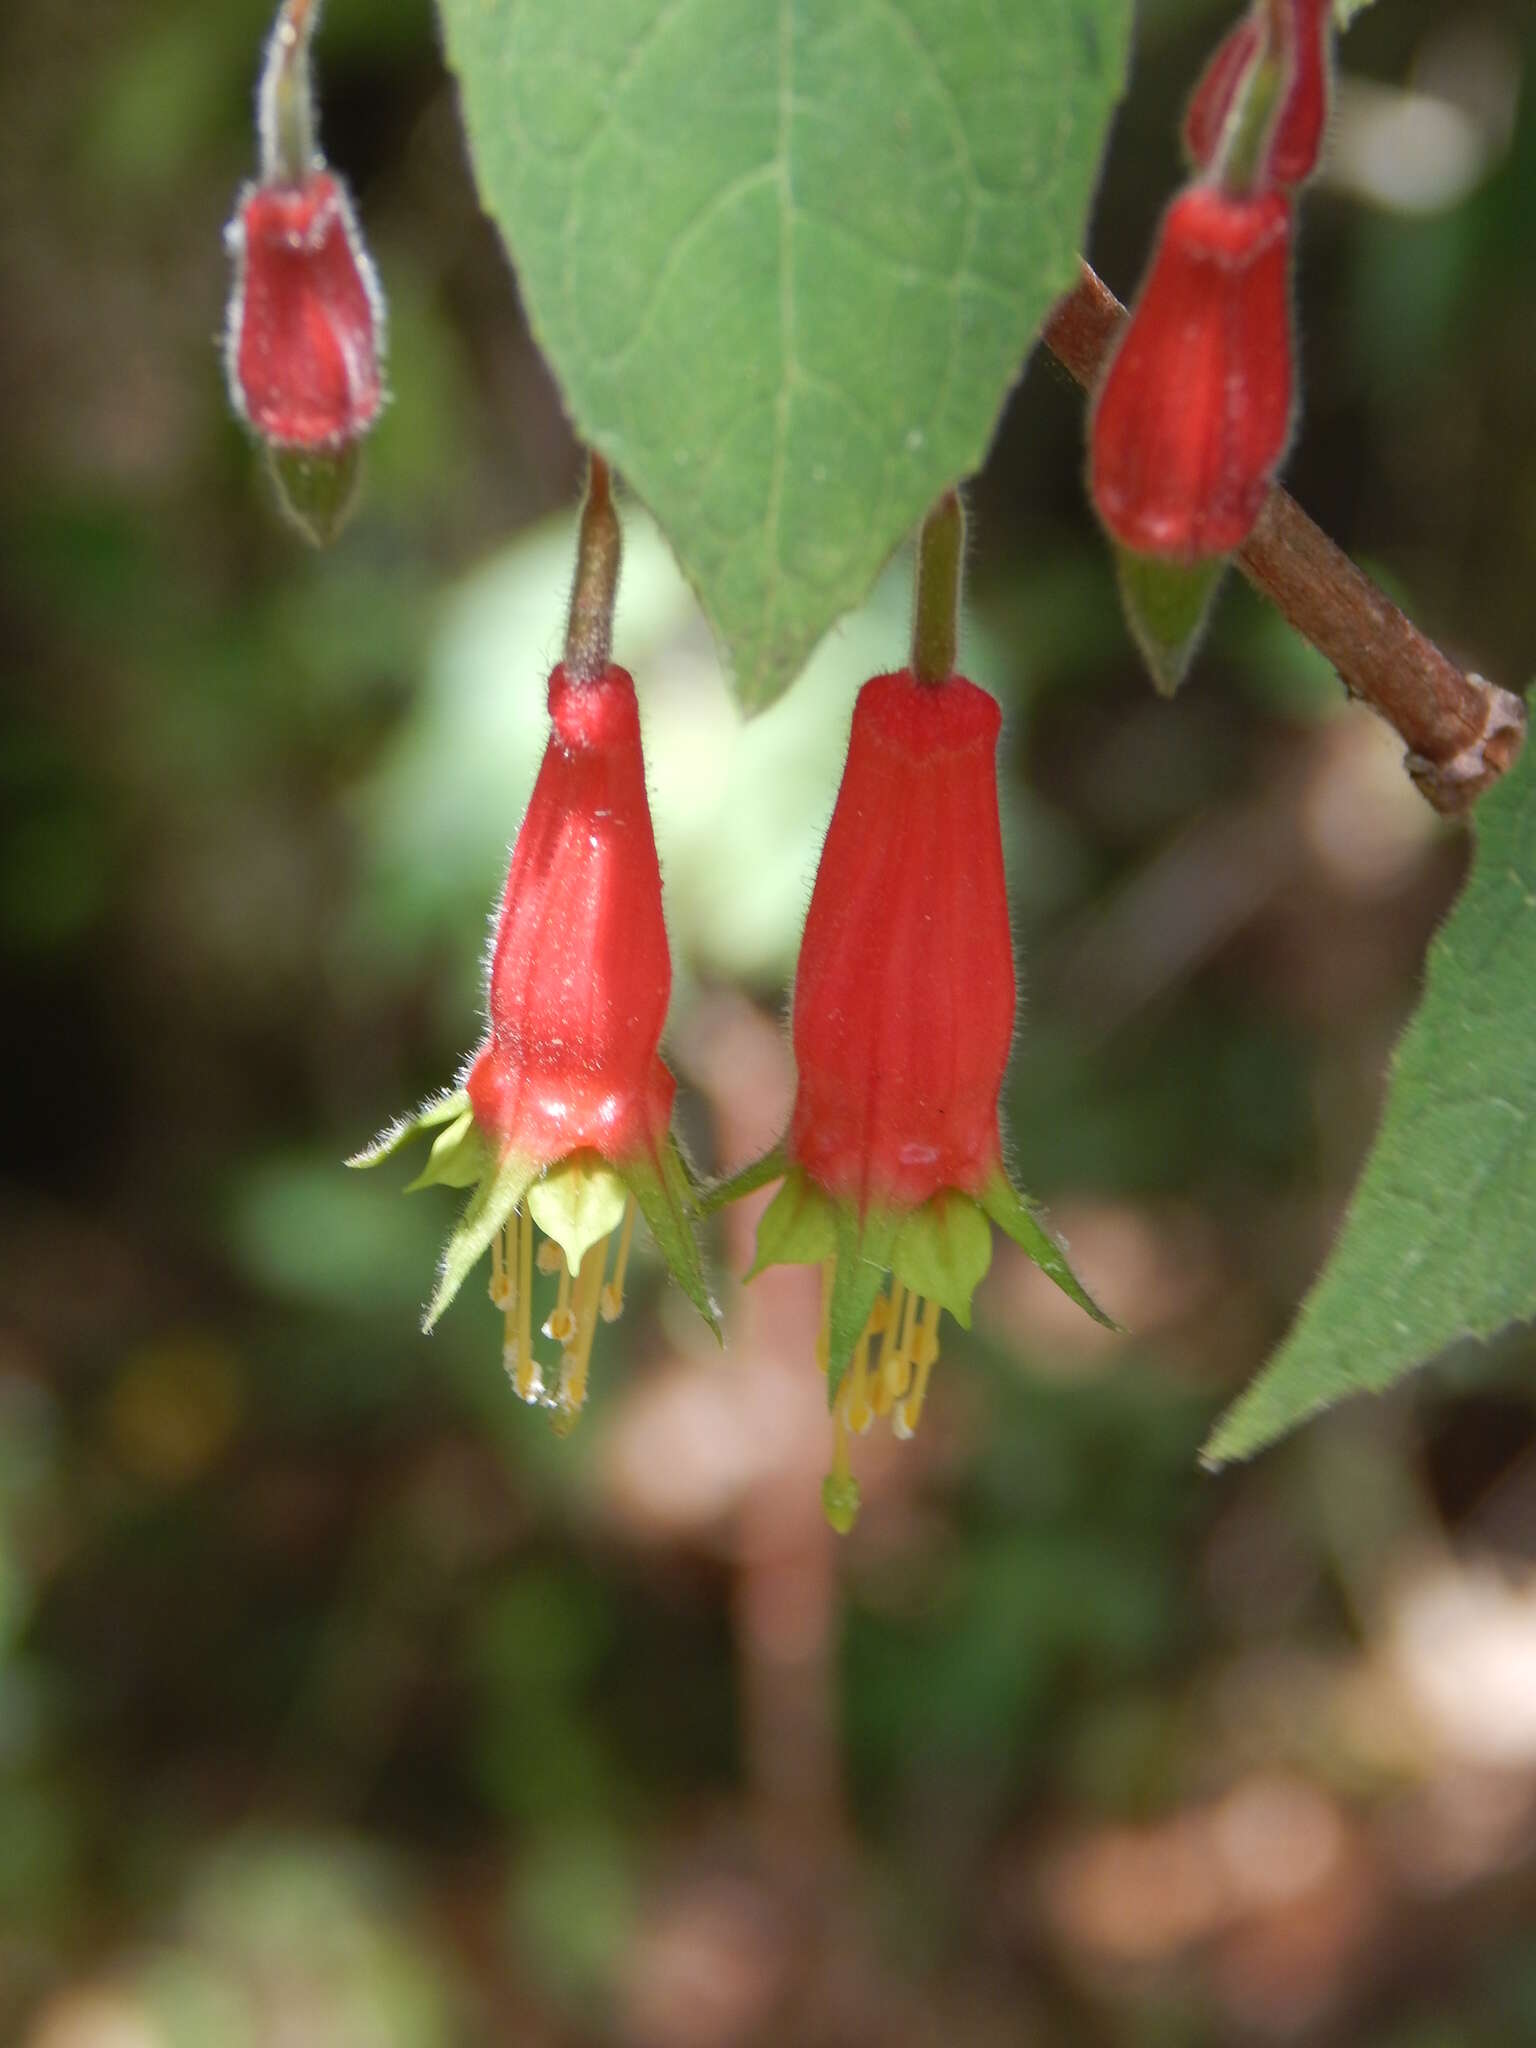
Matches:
[1090,184,1295,563]
[711,522,1112,1534]
[352,467,714,1429]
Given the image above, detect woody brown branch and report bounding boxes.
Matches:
[1042,263,1525,815]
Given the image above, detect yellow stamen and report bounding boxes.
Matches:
[599,1196,637,1322]
[553,1237,607,1435]
[845,1317,876,1436]
[544,1249,576,1345]
[536,1238,563,1276]
[894,1298,942,1439]
[871,1279,907,1417]
[514,1205,537,1402]
[489,1221,508,1308]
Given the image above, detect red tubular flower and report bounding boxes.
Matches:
[789,671,1014,1210]
[1184,0,1333,190]
[226,170,383,450]
[352,464,714,1430]
[712,498,1111,1533]
[1090,185,1294,562]
[466,665,675,1170]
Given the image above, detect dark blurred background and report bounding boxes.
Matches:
[4,0,1536,2041]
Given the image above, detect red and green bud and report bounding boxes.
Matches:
[1090,185,1295,564]
[710,496,1112,1532]
[350,463,715,1431]
[224,0,384,541]
[1184,0,1334,191]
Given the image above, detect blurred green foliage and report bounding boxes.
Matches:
[5,0,1536,2043]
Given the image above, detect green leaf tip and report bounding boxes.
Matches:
[1203,727,1536,1467]
[436,0,1134,713]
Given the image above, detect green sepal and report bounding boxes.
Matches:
[527,1151,628,1274]
[346,1089,473,1171]
[1114,546,1227,699]
[826,1206,897,1408]
[267,441,362,548]
[404,1107,491,1192]
[981,1169,1119,1330]
[890,1190,994,1330]
[620,1137,721,1340]
[746,1167,837,1279]
[700,1145,787,1215]
[424,1147,536,1332]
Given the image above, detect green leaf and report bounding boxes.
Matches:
[981,1169,1118,1329]
[1113,548,1226,700]
[425,1148,535,1332]
[892,1189,993,1329]
[528,1152,629,1273]
[746,1166,837,1277]
[346,1089,471,1170]
[623,1138,721,1338]
[827,1206,896,1406]
[437,0,1133,711]
[1205,726,1536,1466]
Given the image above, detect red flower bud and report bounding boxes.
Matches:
[1183,15,1264,170]
[789,669,1013,1211]
[1184,0,1333,190]
[1090,184,1294,561]
[466,664,675,1171]
[225,169,383,451]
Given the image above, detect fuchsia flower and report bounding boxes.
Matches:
[224,0,384,541]
[352,463,714,1427]
[713,497,1111,1531]
[1090,185,1294,563]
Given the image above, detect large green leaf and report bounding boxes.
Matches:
[1205,723,1536,1466]
[437,0,1132,710]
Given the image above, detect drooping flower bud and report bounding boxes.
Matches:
[350,460,714,1431]
[1090,185,1294,563]
[224,0,384,542]
[1184,0,1334,191]
[709,494,1111,1531]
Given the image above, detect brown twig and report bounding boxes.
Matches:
[1041,263,1525,815]
[564,451,621,682]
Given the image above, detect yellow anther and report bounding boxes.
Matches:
[535,1238,563,1276]
[599,1196,637,1322]
[867,1293,892,1337]
[543,1251,575,1344]
[894,1299,942,1439]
